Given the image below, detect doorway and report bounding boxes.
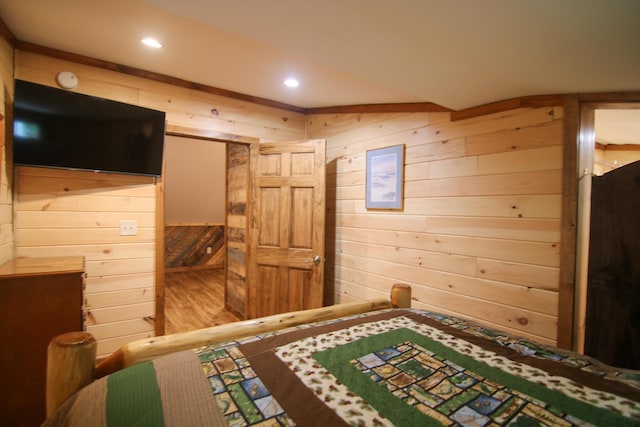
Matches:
[574,104,640,367]
[159,131,255,334]
[163,134,230,333]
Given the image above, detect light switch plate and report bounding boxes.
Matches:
[120,220,137,236]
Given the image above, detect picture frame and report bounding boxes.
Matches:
[365,144,405,210]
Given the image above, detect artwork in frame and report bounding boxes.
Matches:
[365,144,405,209]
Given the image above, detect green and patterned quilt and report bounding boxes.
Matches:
[45,309,640,426]
[197,309,640,426]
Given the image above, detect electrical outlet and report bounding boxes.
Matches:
[206,246,212,254]
[120,220,137,236]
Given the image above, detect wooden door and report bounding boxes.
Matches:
[247,139,326,318]
[584,160,640,369]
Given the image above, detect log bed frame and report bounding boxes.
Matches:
[45,284,412,417]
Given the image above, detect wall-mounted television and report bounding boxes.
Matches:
[13,79,166,176]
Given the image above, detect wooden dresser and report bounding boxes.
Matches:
[0,256,85,427]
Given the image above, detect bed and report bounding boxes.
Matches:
[43,284,640,426]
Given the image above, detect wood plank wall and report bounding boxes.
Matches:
[307,107,564,345]
[10,48,567,352]
[13,51,305,357]
[226,143,249,318]
[0,33,13,264]
[14,166,158,356]
[164,225,225,270]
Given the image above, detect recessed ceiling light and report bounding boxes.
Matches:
[141,38,162,48]
[284,78,300,88]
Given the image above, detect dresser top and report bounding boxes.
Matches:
[0,256,85,277]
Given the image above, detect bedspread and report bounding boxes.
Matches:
[44,309,640,426]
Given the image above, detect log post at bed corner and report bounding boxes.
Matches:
[46,332,96,417]
[391,283,412,308]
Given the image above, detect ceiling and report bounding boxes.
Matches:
[0,0,639,140]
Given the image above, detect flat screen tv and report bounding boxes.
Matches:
[13,79,166,176]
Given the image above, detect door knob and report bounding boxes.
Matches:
[313,255,321,265]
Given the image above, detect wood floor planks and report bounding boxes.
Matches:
[164,268,240,334]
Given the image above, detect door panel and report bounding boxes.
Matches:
[585,160,640,369]
[291,188,313,248]
[247,139,326,318]
[288,268,309,311]
[259,187,281,246]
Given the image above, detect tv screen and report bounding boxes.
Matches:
[13,79,166,176]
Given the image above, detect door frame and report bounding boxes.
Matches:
[559,93,640,352]
[155,125,257,335]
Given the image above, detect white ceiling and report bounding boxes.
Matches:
[0,0,639,141]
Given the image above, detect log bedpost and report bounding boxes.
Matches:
[391,283,412,308]
[46,332,96,417]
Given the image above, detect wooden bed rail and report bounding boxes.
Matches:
[46,284,411,416]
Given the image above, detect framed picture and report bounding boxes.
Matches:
[365,144,405,210]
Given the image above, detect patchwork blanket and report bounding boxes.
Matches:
[44,309,640,426]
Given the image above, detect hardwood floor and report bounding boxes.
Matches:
[164,268,241,334]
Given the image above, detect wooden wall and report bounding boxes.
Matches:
[165,225,225,270]
[226,143,249,317]
[308,107,564,345]
[0,31,13,264]
[14,166,158,356]
[13,50,305,357]
[11,48,568,352]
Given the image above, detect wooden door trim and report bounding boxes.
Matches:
[557,95,579,350]
[155,177,166,336]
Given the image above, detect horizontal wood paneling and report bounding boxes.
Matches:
[15,51,306,141]
[84,302,155,325]
[333,214,560,243]
[85,273,155,293]
[85,287,154,310]
[94,332,155,358]
[334,227,560,267]
[10,48,570,352]
[20,243,155,261]
[14,50,305,357]
[87,318,156,341]
[333,254,557,316]
[14,166,158,358]
[311,106,564,344]
[85,258,155,277]
[401,195,562,219]
[17,229,157,246]
[465,120,563,156]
